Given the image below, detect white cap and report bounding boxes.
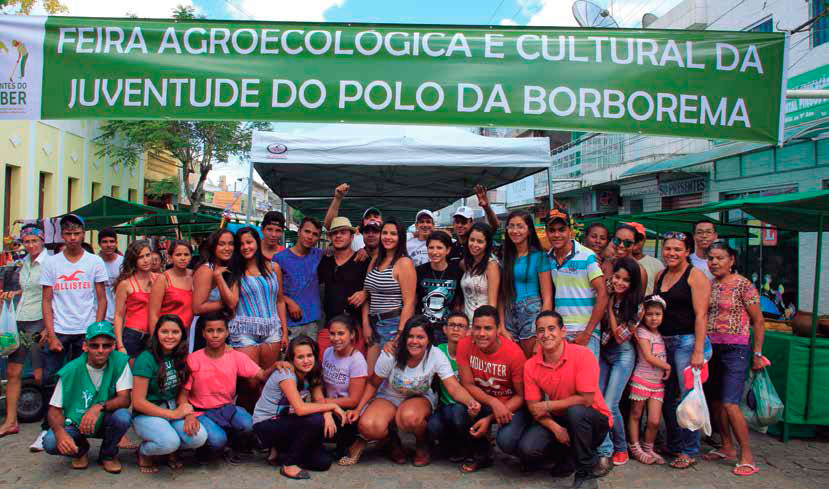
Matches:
[453,206,474,219]
[415,209,435,221]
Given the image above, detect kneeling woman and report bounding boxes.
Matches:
[253,335,347,480]
[178,312,279,463]
[343,315,480,467]
[132,315,208,473]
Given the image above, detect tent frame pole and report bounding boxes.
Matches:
[246,159,254,225]
[804,213,824,422]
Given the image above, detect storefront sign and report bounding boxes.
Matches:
[785,64,829,125]
[0,16,787,143]
[658,177,706,197]
[762,222,778,246]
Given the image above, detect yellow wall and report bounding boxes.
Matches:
[0,120,144,245]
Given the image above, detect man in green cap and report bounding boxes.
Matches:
[42,321,133,473]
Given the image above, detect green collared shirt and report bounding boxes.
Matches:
[16,252,46,321]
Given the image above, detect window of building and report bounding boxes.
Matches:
[92,182,102,201]
[111,185,121,199]
[128,188,137,203]
[67,177,79,212]
[38,172,53,219]
[747,17,773,32]
[814,1,827,48]
[3,166,20,236]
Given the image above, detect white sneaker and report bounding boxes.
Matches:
[29,430,46,452]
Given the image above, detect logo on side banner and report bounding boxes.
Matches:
[267,143,288,154]
[0,38,29,113]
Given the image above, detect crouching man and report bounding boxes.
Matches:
[43,321,133,473]
[521,311,612,489]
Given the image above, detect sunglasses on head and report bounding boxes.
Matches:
[662,232,688,241]
[612,237,634,248]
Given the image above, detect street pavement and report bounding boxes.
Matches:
[1,423,827,489]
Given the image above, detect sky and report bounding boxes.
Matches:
[23,0,685,189]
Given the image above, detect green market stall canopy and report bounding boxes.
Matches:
[251,124,551,223]
[70,196,163,230]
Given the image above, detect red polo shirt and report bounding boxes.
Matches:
[523,341,612,427]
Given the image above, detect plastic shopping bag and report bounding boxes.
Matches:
[740,372,766,433]
[676,368,712,436]
[750,369,784,426]
[0,300,20,356]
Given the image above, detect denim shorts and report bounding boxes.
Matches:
[371,316,400,345]
[122,327,148,357]
[505,296,542,341]
[705,343,750,405]
[228,329,283,348]
[8,319,43,367]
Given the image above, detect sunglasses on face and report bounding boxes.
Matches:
[87,342,114,351]
[612,237,634,248]
[662,232,688,241]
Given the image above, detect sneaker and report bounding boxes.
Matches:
[30,430,47,452]
[612,451,629,466]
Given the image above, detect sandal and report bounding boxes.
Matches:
[702,449,736,461]
[641,442,665,465]
[670,454,696,469]
[137,453,158,474]
[166,454,184,471]
[733,463,759,476]
[459,457,493,473]
[412,442,431,467]
[71,454,89,470]
[0,423,20,438]
[629,442,655,465]
[338,438,367,466]
[280,466,310,480]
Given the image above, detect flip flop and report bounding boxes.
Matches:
[338,439,367,466]
[669,454,696,470]
[702,449,736,461]
[0,424,20,438]
[733,463,760,476]
[459,458,493,473]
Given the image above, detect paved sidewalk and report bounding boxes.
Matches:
[1,423,827,489]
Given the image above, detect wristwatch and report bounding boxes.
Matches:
[752,352,763,357]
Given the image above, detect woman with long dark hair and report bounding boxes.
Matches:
[361,217,416,372]
[598,256,643,465]
[148,241,194,337]
[702,242,765,476]
[253,335,345,480]
[229,227,289,410]
[499,210,553,357]
[460,222,500,324]
[131,315,207,473]
[415,231,463,345]
[113,240,156,358]
[654,232,712,469]
[601,224,648,287]
[191,229,239,351]
[341,315,480,467]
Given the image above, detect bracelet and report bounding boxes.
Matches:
[752,352,763,357]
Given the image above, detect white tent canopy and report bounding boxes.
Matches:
[251,124,551,223]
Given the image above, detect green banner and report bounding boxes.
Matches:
[785,63,829,126]
[0,16,788,143]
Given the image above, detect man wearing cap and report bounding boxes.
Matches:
[35,214,108,451]
[407,209,435,267]
[261,210,287,261]
[628,222,665,295]
[448,184,500,263]
[43,321,133,474]
[323,183,383,254]
[544,209,607,359]
[317,217,370,350]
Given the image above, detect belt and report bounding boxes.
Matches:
[370,308,402,322]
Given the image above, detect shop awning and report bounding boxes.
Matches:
[69,196,163,230]
[251,124,551,224]
[621,117,829,178]
[113,212,221,236]
[631,189,829,232]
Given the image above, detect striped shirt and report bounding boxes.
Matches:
[365,265,402,315]
[230,272,281,337]
[548,240,603,333]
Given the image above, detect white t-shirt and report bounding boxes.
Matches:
[102,254,124,322]
[374,348,455,408]
[351,233,365,252]
[50,363,133,408]
[39,251,109,335]
[689,252,713,280]
[406,236,429,267]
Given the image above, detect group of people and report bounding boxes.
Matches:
[0,183,768,489]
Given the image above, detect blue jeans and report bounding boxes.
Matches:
[133,412,208,456]
[662,334,712,457]
[426,403,468,456]
[197,406,253,456]
[490,407,534,459]
[44,408,132,461]
[597,340,635,455]
[516,405,609,473]
[371,316,400,345]
[506,296,542,340]
[566,330,601,359]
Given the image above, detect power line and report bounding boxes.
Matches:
[487,0,508,24]
[707,0,749,29]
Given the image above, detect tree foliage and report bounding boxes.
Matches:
[1,0,68,14]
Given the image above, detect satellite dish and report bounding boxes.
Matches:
[572,0,619,28]
[642,13,658,28]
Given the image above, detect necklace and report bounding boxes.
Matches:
[431,265,448,281]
